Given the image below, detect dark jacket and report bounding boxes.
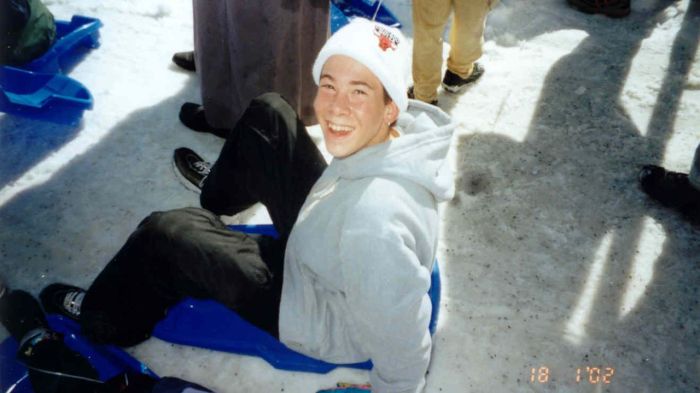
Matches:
[1,0,55,65]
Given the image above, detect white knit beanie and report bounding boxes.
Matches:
[312,18,408,113]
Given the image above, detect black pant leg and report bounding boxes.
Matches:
[200,92,327,241]
[81,208,273,347]
[234,234,285,338]
[81,94,321,346]
[80,218,177,347]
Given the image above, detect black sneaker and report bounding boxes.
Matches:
[639,165,700,223]
[173,147,211,192]
[39,283,86,321]
[0,290,49,341]
[172,50,196,71]
[407,86,438,106]
[567,0,630,18]
[442,63,485,93]
[179,103,229,138]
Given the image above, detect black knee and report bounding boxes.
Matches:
[136,208,221,242]
[81,308,156,347]
[249,92,293,115]
[240,92,300,144]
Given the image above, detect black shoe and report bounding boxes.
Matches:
[407,86,438,106]
[173,147,211,192]
[39,283,86,322]
[639,165,700,222]
[567,0,630,18]
[172,50,196,71]
[442,63,484,93]
[0,290,49,341]
[179,103,229,138]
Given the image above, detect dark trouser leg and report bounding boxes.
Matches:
[198,93,325,336]
[81,208,274,346]
[234,233,285,337]
[82,94,324,345]
[199,93,327,336]
[200,92,327,241]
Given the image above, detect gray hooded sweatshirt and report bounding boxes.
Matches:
[279,100,456,393]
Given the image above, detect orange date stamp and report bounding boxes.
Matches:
[529,366,615,384]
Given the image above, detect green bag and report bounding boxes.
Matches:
[1,0,56,65]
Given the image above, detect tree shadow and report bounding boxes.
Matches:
[0,75,219,293]
[433,1,700,392]
[0,115,83,186]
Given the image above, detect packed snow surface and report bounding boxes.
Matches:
[1,0,699,392]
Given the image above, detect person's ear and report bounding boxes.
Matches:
[384,101,399,126]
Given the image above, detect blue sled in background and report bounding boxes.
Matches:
[0,15,102,126]
[331,0,402,32]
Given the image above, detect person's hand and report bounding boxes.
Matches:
[316,382,371,392]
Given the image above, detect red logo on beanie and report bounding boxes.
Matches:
[373,25,399,52]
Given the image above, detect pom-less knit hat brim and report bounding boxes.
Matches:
[312,18,408,113]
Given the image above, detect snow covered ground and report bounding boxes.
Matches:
[1,0,699,392]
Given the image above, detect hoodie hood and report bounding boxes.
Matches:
[320,99,456,202]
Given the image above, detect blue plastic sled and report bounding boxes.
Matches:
[331,0,402,33]
[0,15,102,125]
[152,224,440,374]
[0,67,93,125]
[0,316,156,393]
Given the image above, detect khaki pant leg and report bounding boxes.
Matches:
[412,0,452,103]
[447,0,495,78]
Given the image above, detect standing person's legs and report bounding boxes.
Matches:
[200,92,328,241]
[192,0,235,130]
[81,208,274,346]
[412,0,452,103]
[225,1,329,126]
[688,143,700,190]
[447,0,494,79]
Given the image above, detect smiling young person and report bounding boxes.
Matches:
[315,54,399,158]
[40,19,456,393]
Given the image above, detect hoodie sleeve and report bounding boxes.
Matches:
[339,220,433,393]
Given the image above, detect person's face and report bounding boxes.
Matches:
[314,55,399,158]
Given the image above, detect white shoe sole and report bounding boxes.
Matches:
[442,83,468,94]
